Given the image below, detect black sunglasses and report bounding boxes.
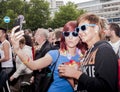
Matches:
[75,24,96,33]
[63,31,78,37]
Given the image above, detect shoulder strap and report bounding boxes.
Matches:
[51,50,60,73]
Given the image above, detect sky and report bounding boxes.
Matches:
[63,0,93,4]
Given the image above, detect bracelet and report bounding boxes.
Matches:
[23,61,28,64]
[23,55,30,64]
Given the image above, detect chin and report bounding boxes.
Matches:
[67,45,76,48]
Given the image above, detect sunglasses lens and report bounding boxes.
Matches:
[75,27,79,33]
[72,32,78,37]
[81,25,86,31]
[63,32,69,37]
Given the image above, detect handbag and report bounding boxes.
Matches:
[39,51,60,92]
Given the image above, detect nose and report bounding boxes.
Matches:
[78,31,83,37]
[68,34,73,39]
[78,30,83,34]
[69,35,73,39]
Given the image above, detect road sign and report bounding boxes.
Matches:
[3,16,10,23]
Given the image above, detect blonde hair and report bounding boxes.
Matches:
[77,13,106,40]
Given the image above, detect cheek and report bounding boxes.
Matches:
[68,37,80,45]
[79,31,85,38]
[80,31,94,42]
[19,44,22,48]
[0,33,2,37]
[35,37,39,42]
[108,31,111,34]
[68,39,79,47]
[105,31,110,36]
[79,30,89,38]
[75,37,80,44]
[106,31,109,35]
[86,31,96,39]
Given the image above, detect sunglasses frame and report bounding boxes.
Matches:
[63,31,78,37]
[76,24,96,33]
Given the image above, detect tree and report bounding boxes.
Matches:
[26,0,50,30]
[6,0,32,29]
[0,0,25,29]
[0,0,85,30]
[48,2,86,29]
[0,0,50,31]
[0,0,9,28]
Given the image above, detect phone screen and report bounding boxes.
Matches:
[13,18,22,33]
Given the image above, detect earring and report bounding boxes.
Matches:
[95,30,98,33]
[94,25,99,33]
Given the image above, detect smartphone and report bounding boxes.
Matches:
[13,18,22,33]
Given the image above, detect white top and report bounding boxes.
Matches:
[109,40,120,54]
[12,45,33,78]
[0,40,13,68]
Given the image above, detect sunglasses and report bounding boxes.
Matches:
[63,31,78,37]
[75,24,96,33]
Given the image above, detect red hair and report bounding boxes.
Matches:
[60,21,88,52]
[60,21,80,50]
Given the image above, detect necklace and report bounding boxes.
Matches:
[66,53,72,60]
[80,45,94,72]
[66,48,80,60]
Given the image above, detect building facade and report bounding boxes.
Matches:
[76,0,120,25]
[56,0,64,8]
[46,0,64,17]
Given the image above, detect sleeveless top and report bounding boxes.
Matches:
[0,40,13,68]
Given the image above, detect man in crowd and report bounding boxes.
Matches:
[0,28,13,92]
[105,23,120,56]
[30,28,56,92]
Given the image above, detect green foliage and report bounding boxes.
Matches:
[0,0,8,28]
[26,0,50,30]
[0,0,85,31]
[0,0,25,29]
[48,2,86,29]
[0,0,50,30]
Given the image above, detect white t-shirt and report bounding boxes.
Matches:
[109,40,120,54]
[12,45,33,78]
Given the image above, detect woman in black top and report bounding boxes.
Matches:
[58,13,118,92]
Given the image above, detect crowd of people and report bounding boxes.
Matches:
[0,13,120,92]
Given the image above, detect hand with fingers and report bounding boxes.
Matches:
[58,64,82,80]
[9,76,15,81]
[10,26,24,53]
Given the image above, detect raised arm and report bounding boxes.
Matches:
[10,26,53,70]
